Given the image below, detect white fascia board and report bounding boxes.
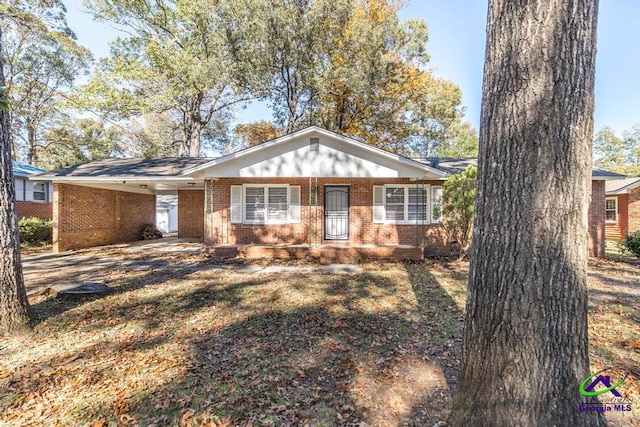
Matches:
[38,176,195,183]
[182,126,448,178]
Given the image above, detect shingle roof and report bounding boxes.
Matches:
[592,168,627,178]
[412,158,477,174]
[12,161,46,177]
[414,158,626,179]
[605,177,640,194]
[35,157,215,178]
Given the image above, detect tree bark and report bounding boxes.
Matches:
[0,24,33,335]
[27,118,37,166]
[449,1,604,426]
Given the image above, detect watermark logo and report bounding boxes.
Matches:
[578,368,633,413]
[580,368,628,397]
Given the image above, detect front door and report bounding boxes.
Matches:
[324,186,349,240]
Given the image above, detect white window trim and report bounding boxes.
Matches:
[242,184,291,225]
[381,184,433,225]
[605,197,618,224]
[32,182,47,203]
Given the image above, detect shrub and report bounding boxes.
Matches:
[622,231,640,258]
[442,165,477,256]
[18,217,53,245]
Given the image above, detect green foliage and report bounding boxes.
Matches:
[442,165,477,255]
[76,0,252,156]
[18,217,53,245]
[594,125,640,177]
[433,120,479,158]
[222,0,472,157]
[3,0,93,164]
[40,118,122,169]
[622,231,640,258]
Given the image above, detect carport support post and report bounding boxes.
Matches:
[52,183,60,252]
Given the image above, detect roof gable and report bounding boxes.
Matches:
[605,177,640,194]
[185,127,446,179]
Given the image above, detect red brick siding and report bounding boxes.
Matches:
[588,180,606,257]
[16,201,52,219]
[205,178,450,255]
[605,194,628,240]
[178,190,204,239]
[53,183,156,252]
[629,187,640,235]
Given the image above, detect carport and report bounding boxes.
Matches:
[33,158,211,252]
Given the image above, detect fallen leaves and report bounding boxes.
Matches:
[1,249,638,426]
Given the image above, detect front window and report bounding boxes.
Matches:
[605,198,617,222]
[384,186,429,224]
[385,187,405,222]
[33,182,46,202]
[244,186,289,224]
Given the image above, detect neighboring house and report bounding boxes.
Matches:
[604,177,640,240]
[34,126,622,259]
[157,195,178,233]
[12,161,53,219]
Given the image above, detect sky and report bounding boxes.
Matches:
[63,0,640,135]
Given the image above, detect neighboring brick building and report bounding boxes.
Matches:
[605,177,640,240]
[12,161,52,219]
[37,127,621,258]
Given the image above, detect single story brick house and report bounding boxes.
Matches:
[13,161,53,219]
[34,126,622,259]
[604,177,640,240]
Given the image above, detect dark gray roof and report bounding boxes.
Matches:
[12,161,46,177]
[415,158,625,179]
[592,168,626,178]
[413,158,477,174]
[605,177,640,194]
[35,157,215,178]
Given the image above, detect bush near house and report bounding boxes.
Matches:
[622,231,640,258]
[18,217,53,245]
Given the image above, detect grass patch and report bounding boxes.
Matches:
[1,248,639,426]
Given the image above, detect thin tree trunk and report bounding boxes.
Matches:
[27,119,37,165]
[449,1,604,425]
[0,24,33,335]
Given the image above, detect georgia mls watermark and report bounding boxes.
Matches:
[579,368,633,413]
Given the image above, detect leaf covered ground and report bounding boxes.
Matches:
[1,243,638,426]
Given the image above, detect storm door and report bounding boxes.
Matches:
[324,186,349,240]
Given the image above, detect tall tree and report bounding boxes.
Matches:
[3,0,92,165]
[449,1,604,426]
[77,0,255,156]
[593,125,640,176]
[223,0,472,156]
[40,117,123,169]
[0,4,33,334]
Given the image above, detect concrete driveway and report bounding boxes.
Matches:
[21,237,362,295]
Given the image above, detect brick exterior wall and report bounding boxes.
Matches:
[628,187,640,235]
[588,180,606,258]
[16,201,52,219]
[178,190,205,239]
[605,194,628,240]
[53,183,156,252]
[205,178,451,255]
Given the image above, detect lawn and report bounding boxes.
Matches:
[0,250,638,426]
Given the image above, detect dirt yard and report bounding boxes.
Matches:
[0,239,638,426]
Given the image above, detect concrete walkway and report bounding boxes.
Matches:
[22,237,362,295]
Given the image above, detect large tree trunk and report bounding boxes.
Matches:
[0,25,33,335]
[449,1,604,426]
